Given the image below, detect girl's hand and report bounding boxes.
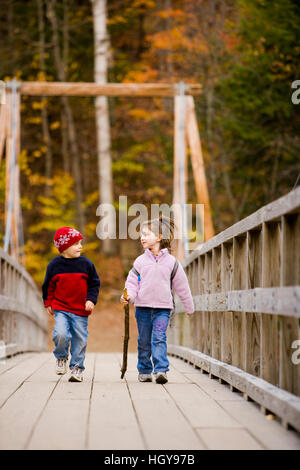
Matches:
[185,312,193,319]
[47,306,54,316]
[120,294,130,305]
[85,300,95,311]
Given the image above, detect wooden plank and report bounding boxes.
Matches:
[128,381,204,449]
[0,353,50,407]
[0,352,34,376]
[27,354,95,450]
[279,214,300,396]
[0,378,61,449]
[168,345,300,432]
[211,247,221,360]
[204,253,212,356]
[196,428,263,450]
[20,81,202,97]
[261,222,280,386]
[177,286,300,317]
[28,399,90,450]
[88,382,145,450]
[232,237,247,369]
[221,243,233,365]
[245,230,261,376]
[220,400,300,450]
[166,383,242,428]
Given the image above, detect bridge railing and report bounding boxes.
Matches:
[0,248,48,358]
[168,187,300,431]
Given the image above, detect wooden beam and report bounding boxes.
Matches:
[174,287,300,318]
[20,82,202,97]
[181,186,300,268]
[185,96,214,241]
[173,95,188,261]
[0,103,6,165]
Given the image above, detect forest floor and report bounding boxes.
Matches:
[47,252,139,353]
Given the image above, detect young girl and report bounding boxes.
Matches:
[120,215,194,384]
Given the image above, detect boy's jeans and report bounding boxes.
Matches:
[52,310,88,370]
[135,307,171,374]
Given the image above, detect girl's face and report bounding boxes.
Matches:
[140,226,161,250]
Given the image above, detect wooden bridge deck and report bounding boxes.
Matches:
[0,352,299,450]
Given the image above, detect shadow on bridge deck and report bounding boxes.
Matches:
[0,352,299,450]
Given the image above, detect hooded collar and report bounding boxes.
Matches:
[145,247,169,260]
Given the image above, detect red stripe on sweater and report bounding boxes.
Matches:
[46,272,91,316]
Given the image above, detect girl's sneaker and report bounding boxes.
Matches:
[56,358,67,375]
[154,372,168,384]
[69,366,83,382]
[138,373,152,382]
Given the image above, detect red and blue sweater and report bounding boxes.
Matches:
[42,255,100,316]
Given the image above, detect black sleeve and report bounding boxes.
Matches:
[86,262,100,304]
[42,263,54,306]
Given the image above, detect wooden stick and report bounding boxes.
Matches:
[20,82,202,97]
[120,288,130,379]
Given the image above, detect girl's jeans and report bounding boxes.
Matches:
[52,309,88,370]
[135,307,171,374]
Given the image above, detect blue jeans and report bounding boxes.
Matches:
[52,310,88,370]
[135,307,171,374]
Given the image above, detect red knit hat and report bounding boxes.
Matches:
[54,227,83,253]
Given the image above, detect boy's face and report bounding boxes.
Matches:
[140,226,161,250]
[61,240,82,258]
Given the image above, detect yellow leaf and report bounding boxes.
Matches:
[50,121,60,130]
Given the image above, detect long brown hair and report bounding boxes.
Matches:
[141,215,176,253]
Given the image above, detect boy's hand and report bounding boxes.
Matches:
[85,300,95,311]
[47,306,54,316]
[120,294,130,305]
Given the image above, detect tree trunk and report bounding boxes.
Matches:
[36,0,53,197]
[91,0,115,255]
[47,0,85,232]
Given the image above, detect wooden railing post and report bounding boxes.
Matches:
[261,221,280,386]
[232,236,247,369]
[245,230,261,376]
[211,247,221,360]
[221,242,233,364]
[279,214,300,395]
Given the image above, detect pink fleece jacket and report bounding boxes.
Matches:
[125,248,194,314]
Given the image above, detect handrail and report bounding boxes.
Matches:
[0,247,48,358]
[169,186,300,431]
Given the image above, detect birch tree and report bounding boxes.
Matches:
[91,0,115,255]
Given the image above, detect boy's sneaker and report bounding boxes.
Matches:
[69,366,83,382]
[138,373,152,382]
[56,358,67,375]
[154,372,168,384]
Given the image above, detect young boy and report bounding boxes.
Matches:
[42,227,100,382]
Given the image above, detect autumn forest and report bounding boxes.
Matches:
[0,0,299,285]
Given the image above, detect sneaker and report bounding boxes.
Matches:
[154,372,168,384]
[138,373,152,382]
[56,358,67,375]
[69,366,83,382]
